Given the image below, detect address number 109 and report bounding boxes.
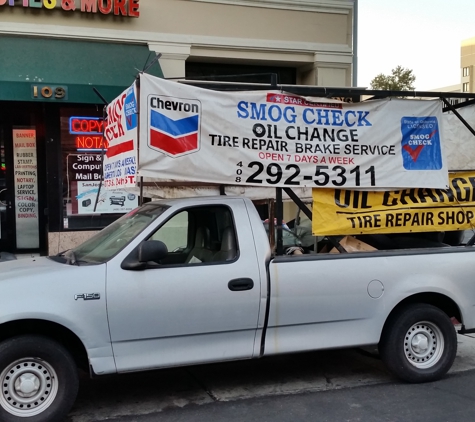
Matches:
[32,85,67,100]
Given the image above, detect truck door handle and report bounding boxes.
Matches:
[228,278,254,291]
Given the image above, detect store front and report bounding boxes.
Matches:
[1,0,354,255]
[0,35,162,256]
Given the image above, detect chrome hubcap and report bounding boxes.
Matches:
[15,373,40,397]
[411,333,429,354]
[0,358,58,417]
[404,321,444,369]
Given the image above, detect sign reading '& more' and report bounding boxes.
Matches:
[0,0,140,17]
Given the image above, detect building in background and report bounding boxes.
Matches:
[0,0,355,255]
[461,36,475,94]
[434,36,475,94]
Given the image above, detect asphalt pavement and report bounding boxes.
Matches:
[66,334,475,422]
[86,370,475,422]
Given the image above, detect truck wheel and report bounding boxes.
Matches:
[379,303,457,383]
[0,335,79,422]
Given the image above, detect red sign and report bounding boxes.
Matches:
[76,136,108,151]
[69,116,108,151]
[69,117,104,135]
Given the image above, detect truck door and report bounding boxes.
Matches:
[106,203,262,372]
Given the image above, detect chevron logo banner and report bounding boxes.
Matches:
[138,73,449,190]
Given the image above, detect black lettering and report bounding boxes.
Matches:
[382,191,398,207]
[399,189,418,205]
[386,213,394,227]
[417,188,439,204]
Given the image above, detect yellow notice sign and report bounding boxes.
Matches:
[312,172,475,235]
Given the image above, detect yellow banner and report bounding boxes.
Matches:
[312,172,475,235]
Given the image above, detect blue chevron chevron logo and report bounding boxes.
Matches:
[150,110,199,137]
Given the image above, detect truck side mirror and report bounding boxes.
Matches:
[121,240,168,270]
[138,240,168,262]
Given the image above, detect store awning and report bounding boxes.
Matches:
[0,35,163,104]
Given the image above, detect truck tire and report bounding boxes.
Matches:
[379,303,457,383]
[0,335,79,422]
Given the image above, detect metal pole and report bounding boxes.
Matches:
[91,87,109,213]
[441,98,475,137]
[135,78,143,206]
[139,176,143,206]
[276,188,283,256]
[94,104,107,212]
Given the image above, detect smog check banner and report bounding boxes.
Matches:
[138,73,448,189]
[103,82,138,189]
[312,172,475,236]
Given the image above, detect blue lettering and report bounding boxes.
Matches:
[302,109,315,124]
[268,105,282,122]
[125,166,136,175]
[316,109,331,125]
[331,110,344,127]
[344,110,356,127]
[357,111,372,126]
[237,101,249,119]
[283,107,297,123]
[250,103,267,121]
[123,156,136,165]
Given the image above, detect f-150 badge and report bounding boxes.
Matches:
[74,293,101,301]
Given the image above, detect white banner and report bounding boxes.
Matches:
[443,104,475,171]
[13,128,39,249]
[103,82,138,189]
[138,74,448,189]
[74,182,138,215]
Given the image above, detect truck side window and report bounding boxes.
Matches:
[148,206,238,265]
[149,211,189,253]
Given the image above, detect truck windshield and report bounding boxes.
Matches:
[65,204,168,264]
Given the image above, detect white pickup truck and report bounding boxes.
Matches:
[1,195,474,421]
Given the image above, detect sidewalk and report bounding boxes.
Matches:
[452,333,475,373]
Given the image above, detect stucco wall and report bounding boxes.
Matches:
[0,0,354,85]
[0,1,352,45]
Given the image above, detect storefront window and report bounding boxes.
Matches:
[60,107,139,230]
